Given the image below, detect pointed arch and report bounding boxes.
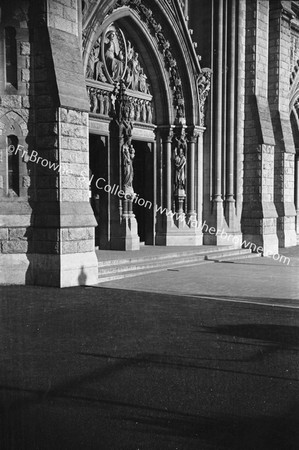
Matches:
[0,110,28,137]
[83,1,204,127]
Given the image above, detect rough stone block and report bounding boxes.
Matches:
[61,189,88,202]
[61,150,88,164]
[67,228,88,241]
[20,42,30,56]
[2,241,28,254]
[0,229,8,240]
[22,176,31,188]
[22,97,31,108]
[62,241,78,254]
[0,96,22,109]
[77,240,94,253]
[60,108,87,125]
[9,228,27,240]
[60,137,87,151]
[60,123,87,138]
[21,69,30,82]
[63,6,77,22]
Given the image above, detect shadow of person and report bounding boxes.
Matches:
[78,266,87,286]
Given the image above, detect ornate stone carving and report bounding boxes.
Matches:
[86,23,151,95]
[122,140,135,195]
[114,0,187,123]
[87,83,153,123]
[111,80,134,142]
[197,68,212,127]
[87,87,111,115]
[89,1,190,123]
[174,129,187,193]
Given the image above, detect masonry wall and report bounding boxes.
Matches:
[0,0,98,286]
[0,3,33,283]
[242,0,279,254]
[268,2,297,247]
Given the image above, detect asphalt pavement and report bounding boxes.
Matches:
[0,251,299,450]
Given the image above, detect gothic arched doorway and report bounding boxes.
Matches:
[83,1,208,250]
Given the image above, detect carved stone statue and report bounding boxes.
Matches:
[146,102,152,123]
[174,137,187,191]
[138,68,148,93]
[122,141,135,190]
[104,30,124,81]
[140,101,146,122]
[130,52,140,90]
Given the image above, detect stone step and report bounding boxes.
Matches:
[97,245,238,268]
[99,254,209,275]
[97,260,213,283]
[206,252,261,262]
[97,247,254,283]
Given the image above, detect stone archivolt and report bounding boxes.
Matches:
[84,0,203,125]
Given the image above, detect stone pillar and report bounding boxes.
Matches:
[214,0,224,206]
[196,128,204,229]
[155,126,202,246]
[109,84,140,251]
[203,0,227,246]
[187,131,197,225]
[165,130,173,212]
[226,0,236,218]
[242,0,279,255]
[0,0,99,287]
[295,153,299,235]
[235,0,246,215]
[268,3,297,248]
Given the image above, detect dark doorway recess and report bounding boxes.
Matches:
[89,134,109,249]
[132,140,154,245]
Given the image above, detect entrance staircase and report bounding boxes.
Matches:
[97,245,260,283]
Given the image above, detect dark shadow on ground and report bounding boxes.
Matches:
[0,285,298,449]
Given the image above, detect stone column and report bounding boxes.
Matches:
[151,140,157,245]
[109,84,140,251]
[24,1,99,287]
[184,0,189,19]
[296,153,299,234]
[214,0,224,206]
[196,128,204,228]
[206,0,226,245]
[155,126,174,246]
[165,129,173,212]
[226,0,236,213]
[187,131,197,225]
[235,0,246,215]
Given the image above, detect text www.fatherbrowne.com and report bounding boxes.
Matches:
[7,145,291,266]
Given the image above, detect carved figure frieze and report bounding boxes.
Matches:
[87,83,153,123]
[87,87,111,116]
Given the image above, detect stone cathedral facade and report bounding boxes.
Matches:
[0,0,298,286]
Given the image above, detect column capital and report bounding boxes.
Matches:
[158,125,175,142]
